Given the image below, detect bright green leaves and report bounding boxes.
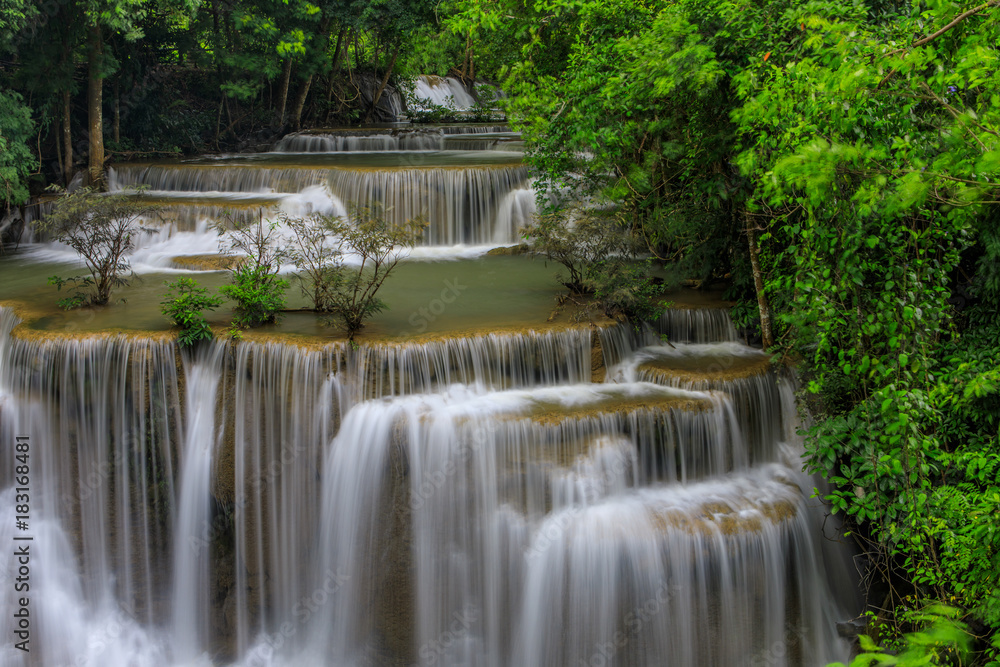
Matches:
[0,0,36,44]
[487,0,758,287]
[84,0,156,40]
[0,89,33,207]
[161,278,223,347]
[742,8,999,639]
[615,8,723,99]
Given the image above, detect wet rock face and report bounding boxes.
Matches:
[591,334,606,383]
[171,254,245,271]
[373,435,415,664]
[0,268,856,665]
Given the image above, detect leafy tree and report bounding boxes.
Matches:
[0,0,35,41]
[731,0,1000,645]
[38,187,157,307]
[0,89,34,211]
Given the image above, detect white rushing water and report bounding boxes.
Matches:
[411,75,478,110]
[172,342,228,661]
[0,303,858,666]
[2,117,857,665]
[96,156,534,253]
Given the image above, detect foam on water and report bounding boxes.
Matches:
[1,113,856,666]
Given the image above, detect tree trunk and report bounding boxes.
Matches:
[290,75,313,131]
[87,22,105,188]
[325,29,347,123]
[460,33,470,79]
[746,214,774,348]
[276,57,293,128]
[55,119,64,182]
[213,97,223,149]
[112,76,120,144]
[330,27,346,71]
[225,96,234,137]
[369,41,399,121]
[62,89,73,185]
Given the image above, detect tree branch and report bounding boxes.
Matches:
[888,0,1000,56]
[912,0,999,47]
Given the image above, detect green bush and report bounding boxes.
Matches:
[220,265,288,328]
[829,606,971,667]
[216,213,288,329]
[526,207,663,322]
[161,278,223,347]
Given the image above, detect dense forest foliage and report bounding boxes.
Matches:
[2,0,1000,662]
[447,0,1000,661]
[0,0,476,194]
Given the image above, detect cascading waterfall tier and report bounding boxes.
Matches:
[0,295,854,667]
[325,165,532,245]
[0,309,182,666]
[106,154,534,246]
[346,327,593,399]
[411,75,478,109]
[274,128,519,153]
[607,340,786,455]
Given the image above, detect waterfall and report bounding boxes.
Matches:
[325,165,530,244]
[2,106,858,665]
[98,114,529,257]
[274,130,441,152]
[108,165,332,193]
[493,188,536,244]
[513,466,844,667]
[172,342,227,661]
[412,75,477,109]
[0,302,856,665]
[345,327,593,399]
[225,342,344,658]
[106,161,532,247]
[0,310,182,667]
[273,129,521,153]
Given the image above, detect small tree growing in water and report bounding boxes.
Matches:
[328,206,425,339]
[217,212,288,328]
[38,187,158,308]
[526,206,663,321]
[283,212,344,312]
[284,205,425,340]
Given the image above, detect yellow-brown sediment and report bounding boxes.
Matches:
[0,299,621,354]
[638,354,772,384]
[171,254,246,271]
[0,300,176,344]
[646,497,798,536]
[525,393,710,426]
[485,244,533,256]
[591,334,606,383]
